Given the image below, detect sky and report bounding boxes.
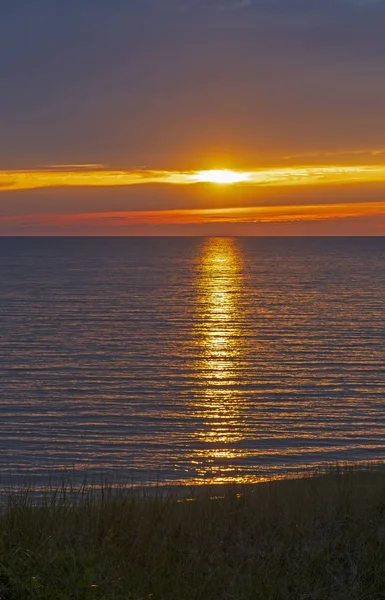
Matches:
[1,0,385,235]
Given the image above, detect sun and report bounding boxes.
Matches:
[191,169,251,185]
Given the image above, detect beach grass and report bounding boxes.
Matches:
[1,466,385,599]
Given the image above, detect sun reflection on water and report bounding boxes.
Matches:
[193,238,249,484]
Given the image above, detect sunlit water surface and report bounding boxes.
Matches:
[0,237,384,486]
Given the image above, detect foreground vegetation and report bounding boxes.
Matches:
[1,467,385,599]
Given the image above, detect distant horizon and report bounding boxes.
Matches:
[1,234,384,239]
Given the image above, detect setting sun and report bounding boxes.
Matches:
[191,169,251,185]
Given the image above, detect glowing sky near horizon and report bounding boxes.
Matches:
[2,0,385,234]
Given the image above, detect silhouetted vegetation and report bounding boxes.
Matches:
[1,466,385,599]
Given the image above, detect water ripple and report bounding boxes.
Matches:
[0,237,384,485]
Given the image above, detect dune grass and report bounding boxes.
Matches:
[1,467,385,599]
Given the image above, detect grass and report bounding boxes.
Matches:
[1,467,385,599]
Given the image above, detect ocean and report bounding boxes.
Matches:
[0,236,384,486]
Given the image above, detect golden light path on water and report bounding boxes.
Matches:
[193,238,254,484]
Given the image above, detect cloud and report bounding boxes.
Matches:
[155,0,252,11]
[344,0,384,5]
[157,0,385,12]
[3,202,385,231]
[2,164,385,192]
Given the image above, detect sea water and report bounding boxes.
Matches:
[0,237,384,486]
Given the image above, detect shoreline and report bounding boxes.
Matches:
[1,460,384,500]
[2,459,384,490]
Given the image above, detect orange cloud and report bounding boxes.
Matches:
[2,164,385,191]
[3,201,385,229]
